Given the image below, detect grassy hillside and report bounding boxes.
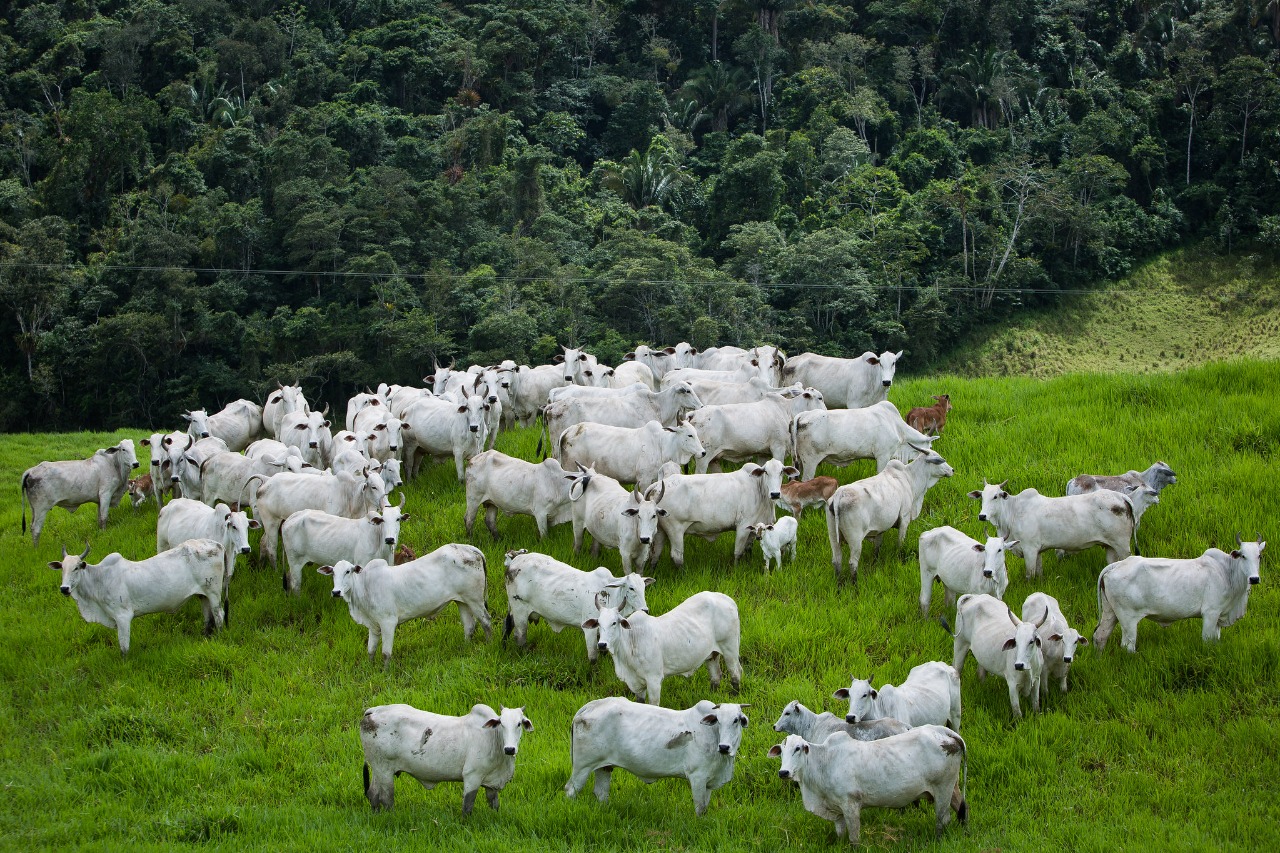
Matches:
[935,250,1280,377]
[1,363,1278,850]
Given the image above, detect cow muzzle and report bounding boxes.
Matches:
[331,591,342,598]
[770,491,780,499]
[882,380,892,387]
[597,642,608,652]
[978,513,987,522]
[777,769,791,779]
[718,744,731,755]
[983,569,993,578]
[1250,576,1260,585]
[131,462,140,469]
[1063,656,1073,664]
[201,432,210,438]
[845,714,857,724]
[469,425,479,433]
[1014,662,1026,671]
[60,586,71,597]
[171,476,181,483]
[504,746,517,756]
[240,547,251,555]
[640,537,651,544]
[384,537,395,545]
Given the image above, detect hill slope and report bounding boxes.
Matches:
[935,249,1280,377]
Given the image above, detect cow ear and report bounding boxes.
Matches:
[866,355,880,364]
[248,519,262,529]
[369,516,384,525]
[624,352,636,360]
[972,543,985,552]
[352,564,364,573]
[622,507,639,516]
[1231,549,1242,559]
[483,718,502,728]
[967,490,981,499]
[400,514,411,522]
[1049,633,1063,642]
[750,467,765,477]
[581,618,599,629]
[521,718,534,732]
[1000,491,1009,498]
[643,576,656,586]
[700,714,718,726]
[869,689,878,699]
[768,745,782,758]
[783,466,800,479]
[833,688,850,699]
[1002,638,1017,651]
[457,405,467,413]
[1077,636,1089,646]
[105,447,119,454]
[1005,539,1018,549]
[619,618,631,629]
[656,508,667,517]
[141,438,151,446]
[48,561,62,570]
[317,565,334,576]
[553,354,565,363]
[802,743,810,754]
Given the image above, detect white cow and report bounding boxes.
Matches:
[684,376,799,407]
[170,435,230,501]
[183,399,263,452]
[769,727,967,845]
[464,451,573,539]
[826,448,954,585]
[649,458,799,568]
[281,496,408,594]
[605,360,657,390]
[139,432,178,507]
[21,439,139,546]
[557,345,605,386]
[360,703,531,813]
[694,345,786,385]
[565,698,749,816]
[1066,461,1177,497]
[586,591,742,706]
[772,700,911,743]
[548,381,649,404]
[263,383,308,439]
[918,527,1015,616]
[540,382,704,454]
[558,420,705,490]
[793,400,935,481]
[1094,537,1265,652]
[352,407,403,463]
[502,549,653,661]
[952,593,1046,719]
[687,390,825,474]
[565,466,665,574]
[320,544,491,662]
[748,516,799,573]
[345,391,386,432]
[834,662,962,729]
[510,364,568,427]
[196,450,298,508]
[156,498,259,584]
[400,392,487,481]
[249,468,386,566]
[279,407,334,469]
[969,481,1134,578]
[1021,592,1087,694]
[782,350,902,409]
[662,365,759,388]
[49,539,226,655]
[622,345,679,379]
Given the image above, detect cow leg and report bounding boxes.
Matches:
[287,558,304,597]
[533,510,548,540]
[572,519,585,554]
[1006,679,1023,718]
[591,766,613,802]
[365,764,395,811]
[1093,601,1117,651]
[1025,546,1042,579]
[1031,676,1042,713]
[919,568,935,615]
[461,787,479,815]
[485,786,500,810]
[98,490,113,529]
[1117,611,1141,653]
[668,528,687,569]
[688,771,713,816]
[583,624,599,662]
[379,620,397,665]
[732,526,751,562]
[466,601,492,641]
[1201,611,1222,643]
[843,800,862,845]
[463,499,479,536]
[590,540,601,559]
[366,627,380,662]
[458,601,481,639]
[724,649,743,691]
[116,613,134,656]
[952,636,970,675]
[707,651,723,690]
[934,785,952,837]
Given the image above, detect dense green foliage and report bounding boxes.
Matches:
[2,363,1278,848]
[3,1,1280,429]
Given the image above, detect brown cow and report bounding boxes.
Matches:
[777,475,838,521]
[906,395,952,436]
[126,473,157,508]
[394,544,417,565]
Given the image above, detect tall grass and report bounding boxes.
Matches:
[2,361,1277,850]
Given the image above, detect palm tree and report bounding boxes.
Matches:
[680,61,752,133]
[600,139,686,210]
[943,48,1013,129]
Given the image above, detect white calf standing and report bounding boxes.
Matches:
[319,545,491,663]
[834,661,962,729]
[749,516,798,574]
[1021,591,1087,694]
[918,527,1015,616]
[952,593,1046,719]
[360,703,532,813]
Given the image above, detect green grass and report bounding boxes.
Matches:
[935,249,1280,378]
[2,361,1278,851]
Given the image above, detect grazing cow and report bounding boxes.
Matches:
[687,391,825,474]
[564,466,665,574]
[772,700,911,743]
[906,394,952,436]
[249,468,386,566]
[502,549,653,661]
[834,662,962,729]
[793,401,936,481]
[126,473,157,508]
[400,392,488,481]
[606,360,657,390]
[21,439,139,546]
[1066,461,1177,498]
[360,703,532,813]
[281,496,409,594]
[183,400,263,452]
[782,350,903,409]
[1021,592,1087,694]
[777,475,838,521]
[1094,536,1265,652]
[197,451,297,508]
[648,458,799,569]
[918,527,1015,616]
[49,539,226,655]
[320,545,490,662]
[352,407,403,463]
[969,481,1134,578]
[156,498,260,584]
[565,698,749,816]
[749,516,799,573]
[140,432,178,506]
[587,591,741,706]
[826,448,953,585]
[280,407,334,469]
[558,420,705,490]
[464,451,573,539]
[952,593,1046,719]
[263,383,308,439]
[541,382,704,454]
[769,727,967,845]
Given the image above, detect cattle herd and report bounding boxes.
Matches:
[20,342,1267,845]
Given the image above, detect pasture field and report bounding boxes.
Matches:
[1,361,1278,851]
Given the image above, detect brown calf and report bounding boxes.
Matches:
[906,394,952,436]
[126,473,156,508]
[394,544,417,565]
[777,476,838,521]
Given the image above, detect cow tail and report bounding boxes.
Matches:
[363,762,370,796]
[535,419,546,459]
[502,612,514,645]
[20,473,29,534]
[789,415,800,468]
[958,732,969,823]
[1096,570,1111,631]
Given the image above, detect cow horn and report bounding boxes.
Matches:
[1236,532,1243,546]
[654,481,665,503]
[997,480,1008,488]
[631,488,643,504]
[397,492,406,508]
[79,542,91,560]
[1007,609,1019,627]
[1035,607,1049,628]
[184,434,194,450]
[321,402,330,416]
[594,591,604,610]
[576,463,588,473]
[61,544,67,559]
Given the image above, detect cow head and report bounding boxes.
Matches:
[968,480,1010,526]
[770,734,808,781]
[1046,618,1087,664]
[1231,535,1266,585]
[49,543,93,596]
[1150,461,1178,491]
[216,503,260,557]
[429,362,455,395]
[599,574,655,616]
[561,346,590,383]
[483,707,534,756]
[457,393,488,438]
[1123,484,1160,517]
[669,341,697,369]
[747,458,800,501]
[372,494,410,548]
[700,701,749,756]
[378,457,404,490]
[162,432,194,483]
[583,601,628,654]
[772,700,809,734]
[111,438,139,470]
[317,559,365,598]
[664,381,705,415]
[748,522,773,541]
[834,676,877,724]
[665,421,706,462]
[1004,608,1045,672]
[872,350,903,387]
[141,433,166,473]
[976,536,1016,599]
[621,486,666,546]
[184,409,212,439]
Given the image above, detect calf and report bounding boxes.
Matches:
[749,516,799,573]
[917,527,1015,616]
[1021,592,1087,694]
[769,727,967,845]
[465,451,573,539]
[1066,460,1177,498]
[393,543,416,564]
[319,544,490,662]
[773,700,911,743]
[834,662,962,729]
[565,698,748,816]
[905,394,952,435]
[22,439,139,546]
[360,703,532,813]
[1094,536,1265,652]
[826,448,954,585]
[952,593,1046,719]
[281,496,408,595]
[156,498,259,585]
[565,466,665,574]
[586,591,741,707]
[126,473,156,508]
[776,475,837,521]
[49,539,226,655]
[503,549,652,661]
[558,419,705,490]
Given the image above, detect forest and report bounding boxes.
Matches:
[1,0,1278,430]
